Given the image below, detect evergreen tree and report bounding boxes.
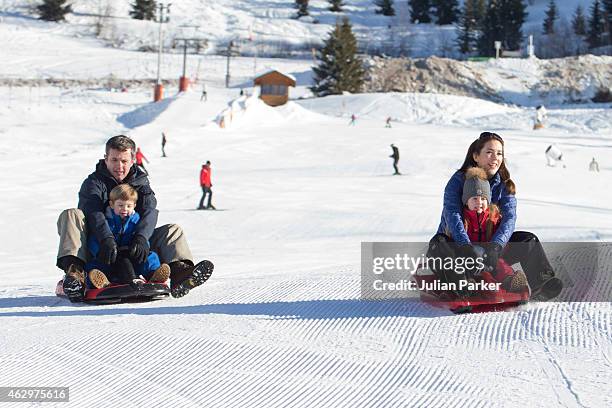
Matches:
[542,0,557,35]
[375,0,395,16]
[587,0,605,48]
[572,5,587,36]
[433,0,459,25]
[311,18,364,96]
[498,0,527,50]
[328,0,344,12]
[409,0,432,23]
[603,0,612,44]
[604,0,612,25]
[130,0,156,21]
[477,0,504,56]
[37,0,72,22]
[457,0,480,54]
[295,0,309,17]
[474,0,487,22]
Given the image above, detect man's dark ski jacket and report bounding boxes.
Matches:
[78,160,158,244]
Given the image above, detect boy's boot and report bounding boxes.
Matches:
[113,254,137,284]
[169,260,214,298]
[60,256,85,303]
[88,269,111,289]
[149,263,171,283]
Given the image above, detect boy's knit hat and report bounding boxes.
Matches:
[462,167,491,205]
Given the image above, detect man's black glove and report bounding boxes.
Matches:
[484,243,503,269]
[129,235,150,264]
[98,237,118,265]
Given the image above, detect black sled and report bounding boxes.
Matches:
[56,280,170,305]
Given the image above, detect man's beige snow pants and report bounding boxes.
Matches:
[56,208,194,268]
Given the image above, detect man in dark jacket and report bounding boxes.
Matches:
[57,135,213,302]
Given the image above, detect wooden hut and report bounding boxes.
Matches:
[253,70,296,106]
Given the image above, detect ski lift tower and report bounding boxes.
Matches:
[154,3,171,102]
[174,25,207,92]
[223,40,240,88]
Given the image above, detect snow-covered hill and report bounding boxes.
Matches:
[0,0,599,57]
[1,76,611,406]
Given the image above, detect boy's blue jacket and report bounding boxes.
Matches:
[85,207,161,283]
[88,207,141,256]
[437,170,517,246]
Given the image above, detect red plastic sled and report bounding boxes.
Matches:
[412,269,529,314]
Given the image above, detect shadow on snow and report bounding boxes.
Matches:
[0,297,447,319]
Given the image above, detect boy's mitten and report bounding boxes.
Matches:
[98,237,118,265]
[129,235,150,264]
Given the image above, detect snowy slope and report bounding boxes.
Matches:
[1,80,611,407]
[0,3,611,406]
[0,13,313,89]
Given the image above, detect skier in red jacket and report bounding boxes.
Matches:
[135,147,149,174]
[198,161,215,210]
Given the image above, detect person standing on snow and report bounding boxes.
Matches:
[390,144,401,175]
[135,147,149,174]
[198,161,215,210]
[200,84,208,102]
[385,117,392,128]
[161,132,167,157]
[534,105,547,129]
[589,157,600,172]
[349,114,356,126]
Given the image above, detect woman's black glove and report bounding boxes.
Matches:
[457,244,487,277]
[129,235,150,264]
[456,243,477,260]
[484,243,503,269]
[98,237,118,265]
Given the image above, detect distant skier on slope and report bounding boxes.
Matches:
[198,161,215,210]
[589,157,600,172]
[390,144,401,175]
[545,145,565,167]
[161,132,167,157]
[533,105,547,129]
[135,147,149,174]
[200,83,208,102]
